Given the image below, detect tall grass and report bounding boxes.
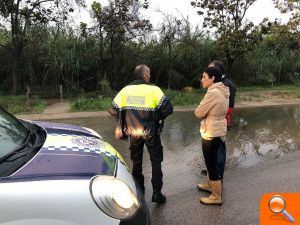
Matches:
[0,95,47,114]
[69,90,205,112]
[70,97,113,112]
[163,89,205,106]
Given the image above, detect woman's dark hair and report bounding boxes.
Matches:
[204,66,222,83]
[208,60,225,75]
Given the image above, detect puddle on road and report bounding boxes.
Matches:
[52,105,300,194]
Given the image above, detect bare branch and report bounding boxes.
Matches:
[22,0,54,35]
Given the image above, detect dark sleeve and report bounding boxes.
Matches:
[223,78,236,108]
[229,84,236,108]
[108,106,119,120]
[158,97,173,120]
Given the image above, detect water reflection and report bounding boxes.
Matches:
[52,105,300,194]
[229,106,300,168]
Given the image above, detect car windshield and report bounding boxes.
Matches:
[0,107,29,159]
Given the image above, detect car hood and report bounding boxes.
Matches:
[10,121,122,180]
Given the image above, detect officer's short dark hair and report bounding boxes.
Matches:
[134,65,149,79]
[204,67,222,83]
[209,60,225,75]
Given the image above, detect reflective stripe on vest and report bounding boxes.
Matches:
[113,84,165,111]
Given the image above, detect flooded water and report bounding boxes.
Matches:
[53,105,300,194]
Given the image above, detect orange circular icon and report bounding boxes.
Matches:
[268,195,285,213]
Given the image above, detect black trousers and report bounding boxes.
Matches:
[202,137,224,181]
[217,141,226,179]
[129,135,163,192]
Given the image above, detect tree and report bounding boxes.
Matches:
[274,0,300,20]
[90,0,151,89]
[0,0,84,94]
[191,0,261,77]
[158,13,183,89]
[259,18,299,84]
[273,0,300,33]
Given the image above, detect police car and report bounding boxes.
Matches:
[0,107,150,225]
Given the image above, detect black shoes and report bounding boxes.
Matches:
[152,190,166,203]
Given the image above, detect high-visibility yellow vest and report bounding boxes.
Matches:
[113,84,165,111]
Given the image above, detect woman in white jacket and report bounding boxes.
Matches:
[195,67,229,205]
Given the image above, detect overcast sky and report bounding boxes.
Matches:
[77,0,290,29]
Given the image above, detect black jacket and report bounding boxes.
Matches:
[222,76,236,108]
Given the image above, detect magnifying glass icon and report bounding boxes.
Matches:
[268,195,295,223]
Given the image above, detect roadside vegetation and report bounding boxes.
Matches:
[70,97,113,112]
[0,0,299,114]
[3,84,300,115]
[69,89,206,112]
[163,89,205,106]
[0,96,47,114]
[2,85,300,113]
[67,85,300,112]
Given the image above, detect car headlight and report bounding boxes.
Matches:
[90,175,140,220]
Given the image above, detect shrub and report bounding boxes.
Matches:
[0,95,47,114]
[164,89,204,106]
[70,97,113,112]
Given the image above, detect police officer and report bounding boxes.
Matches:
[109,64,173,203]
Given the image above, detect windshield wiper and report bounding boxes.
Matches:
[0,130,35,164]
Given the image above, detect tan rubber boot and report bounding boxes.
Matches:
[197,180,212,193]
[200,180,222,205]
